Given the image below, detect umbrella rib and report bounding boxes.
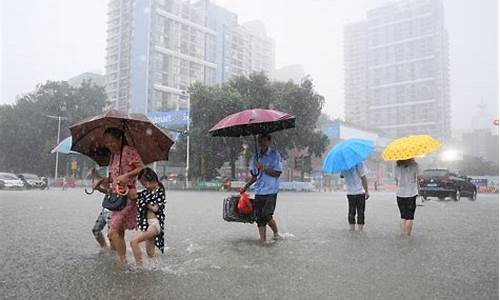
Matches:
[71,124,106,150]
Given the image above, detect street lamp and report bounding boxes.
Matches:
[46,115,68,179]
[180,90,191,189]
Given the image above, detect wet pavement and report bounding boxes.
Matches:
[0,189,498,299]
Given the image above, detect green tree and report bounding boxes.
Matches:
[171,73,328,180]
[0,80,106,176]
[170,83,245,180]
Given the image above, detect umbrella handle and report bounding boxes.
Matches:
[251,135,261,177]
[250,169,260,177]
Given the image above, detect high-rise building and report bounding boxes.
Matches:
[203,5,275,82]
[105,0,275,114]
[344,22,368,126]
[344,0,450,140]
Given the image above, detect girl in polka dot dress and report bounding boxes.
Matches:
[130,168,166,267]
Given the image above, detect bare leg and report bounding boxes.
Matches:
[130,228,158,266]
[400,219,406,235]
[95,232,107,248]
[357,224,364,231]
[107,232,116,251]
[145,239,156,258]
[109,229,127,266]
[405,220,414,236]
[257,226,266,242]
[268,218,279,234]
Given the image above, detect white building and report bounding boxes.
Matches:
[344,0,451,141]
[105,0,275,113]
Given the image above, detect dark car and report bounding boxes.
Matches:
[17,173,47,190]
[418,169,477,201]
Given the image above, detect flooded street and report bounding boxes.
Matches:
[1,189,498,299]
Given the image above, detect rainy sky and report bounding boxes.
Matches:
[1,0,498,132]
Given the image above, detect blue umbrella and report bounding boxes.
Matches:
[323,139,374,173]
[50,136,78,154]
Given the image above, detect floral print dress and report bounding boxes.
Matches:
[137,187,166,253]
[109,145,143,231]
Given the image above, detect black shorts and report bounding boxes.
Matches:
[347,194,366,225]
[92,208,111,236]
[254,194,277,227]
[397,196,417,220]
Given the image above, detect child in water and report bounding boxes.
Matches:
[130,168,166,267]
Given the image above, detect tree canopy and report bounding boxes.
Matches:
[0,80,106,176]
[170,73,329,180]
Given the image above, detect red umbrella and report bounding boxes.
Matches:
[70,110,174,166]
[209,108,296,137]
[209,108,296,176]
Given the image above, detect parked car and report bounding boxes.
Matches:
[0,172,25,190]
[418,169,477,201]
[17,173,47,190]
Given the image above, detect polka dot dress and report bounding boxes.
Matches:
[137,187,166,253]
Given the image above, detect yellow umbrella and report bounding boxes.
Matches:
[382,134,441,161]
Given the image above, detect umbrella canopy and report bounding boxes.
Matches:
[323,139,374,174]
[382,134,441,161]
[70,110,175,166]
[209,108,296,137]
[50,136,79,154]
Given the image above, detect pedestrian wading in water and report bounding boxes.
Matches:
[130,168,166,267]
[340,162,370,231]
[241,134,283,242]
[395,158,419,236]
[94,127,144,267]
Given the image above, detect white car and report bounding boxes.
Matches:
[0,172,25,190]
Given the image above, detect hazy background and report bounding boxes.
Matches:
[1,0,498,132]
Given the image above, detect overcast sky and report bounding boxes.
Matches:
[1,0,498,131]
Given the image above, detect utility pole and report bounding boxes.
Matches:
[181,90,191,189]
[46,115,68,179]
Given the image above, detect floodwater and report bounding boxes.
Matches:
[1,189,498,299]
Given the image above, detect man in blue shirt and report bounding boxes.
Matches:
[242,134,283,242]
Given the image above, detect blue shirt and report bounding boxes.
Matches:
[249,147,283,195]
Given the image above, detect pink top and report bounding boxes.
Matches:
[109,145,143,188]
[109,145,143,231]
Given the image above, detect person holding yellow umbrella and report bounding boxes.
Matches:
[382,135,441,236]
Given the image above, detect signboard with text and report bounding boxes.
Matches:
[147,111,189,127]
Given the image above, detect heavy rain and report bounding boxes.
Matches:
[1,0,498,299]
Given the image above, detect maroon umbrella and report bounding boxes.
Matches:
[209,108,296,137]
[70,110,174,166]
[209,108,296,176]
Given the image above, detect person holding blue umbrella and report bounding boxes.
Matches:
[323,139,374,231]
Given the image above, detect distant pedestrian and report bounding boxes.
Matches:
[341,162,370,231]
[41,176,49,190]
[394,158,419,236]
[241,134,283,242]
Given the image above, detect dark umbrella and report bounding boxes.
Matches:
[70,110,174,166]
[209,108,296,176]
